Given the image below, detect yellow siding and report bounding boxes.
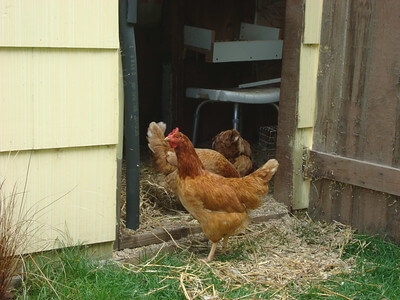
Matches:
[0,48,119,152]
[292,129,313,209]
[291,0,323,209]
[297,44,320,128]
[1,0,120,253]
[0,146,117,253]
[303,0,323,45]
[0,0,118,49]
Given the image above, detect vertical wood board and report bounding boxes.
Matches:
[312,0,350,154]
[274,0,305,208]
[360,0,400,165]
[279,0,323,209]
[310,0,400,242]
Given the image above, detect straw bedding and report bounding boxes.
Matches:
[117,160,355,298]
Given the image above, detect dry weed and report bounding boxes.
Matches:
[0,179,34,299]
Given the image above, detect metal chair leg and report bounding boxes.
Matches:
[270,103,279,112]
[233,103,240,130]
[192,100,214,146]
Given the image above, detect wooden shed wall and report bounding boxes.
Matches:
[309,0,400,242]
[0,0,120,253]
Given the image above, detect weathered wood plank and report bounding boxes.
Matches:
[117,244,182,265]
[120,226,202,250]
[274,0,305,209]
[360,0,400,165]
[119,213,287,250]
[310,0,400,244]
[314,0,374,157]
[350,0,400,242]
[307,150,400,196]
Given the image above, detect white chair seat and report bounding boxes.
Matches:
[185,87,280,104]
[185,86,280,145]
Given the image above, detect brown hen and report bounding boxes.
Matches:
[212,129,253,176]
[166,128,278,261]
[147,122,239,193]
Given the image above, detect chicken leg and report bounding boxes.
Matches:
[222,236,229,254]
[206,242,218,262]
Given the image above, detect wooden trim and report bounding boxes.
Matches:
[117,244,181,264]
[297,44,320,128]
[306,150,400,196]
[274,0,304,209]
[120,226,202,250]
[119,213,287,250]
[303,0,323,44]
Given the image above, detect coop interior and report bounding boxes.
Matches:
[120,0,288,248]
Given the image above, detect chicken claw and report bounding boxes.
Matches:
[221,236,229,254]
[206,242,218,262]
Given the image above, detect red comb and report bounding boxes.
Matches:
[167,127,179,137]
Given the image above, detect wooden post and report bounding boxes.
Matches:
[275,0,323,210]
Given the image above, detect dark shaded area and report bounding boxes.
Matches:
[134,0,285,145]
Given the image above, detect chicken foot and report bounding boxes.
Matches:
[222,236,229,254]
[206,242,218,262]
[205,237,229,262]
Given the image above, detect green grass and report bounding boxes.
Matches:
[15,234,400,299]
[16,244,273,299]
[18,247,182,299]
[295,235,400,300]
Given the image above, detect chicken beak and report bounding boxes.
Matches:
[164,137,170,142]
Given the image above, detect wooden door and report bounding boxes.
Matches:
[274,0,400,242]
[306,0,400,241]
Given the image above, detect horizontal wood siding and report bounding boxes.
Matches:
[0,48,119,151]
[0,1,119,253]
[0,147,117,253]
[310,0,400,242]
[0,0,118,49]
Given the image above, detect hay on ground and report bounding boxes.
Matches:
[117,157,355,298]
[115,214,354,298]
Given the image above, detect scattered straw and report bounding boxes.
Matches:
[180,273,192,300]
[120,162,195,235]
[115,212,355,298]
[120,160,287,237]
[117,157,355,298]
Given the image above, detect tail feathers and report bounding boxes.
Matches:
[250,159,279,182]
[238,159,278,210]
[147,122,176,175]
[147,121,167,152]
